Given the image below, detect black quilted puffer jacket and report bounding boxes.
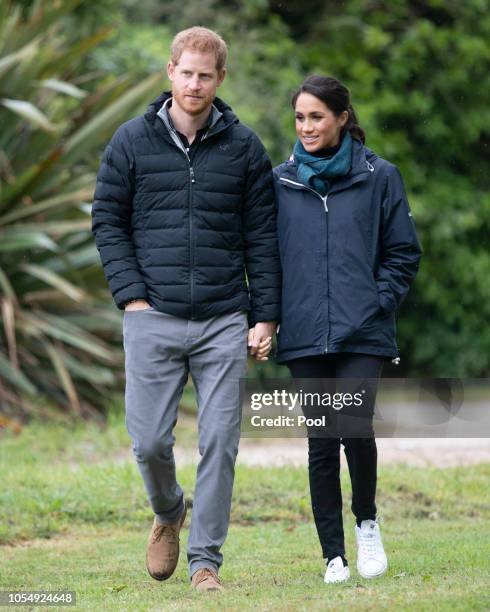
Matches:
[92,92,281,325]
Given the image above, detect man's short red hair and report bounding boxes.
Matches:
[170,26,228,72]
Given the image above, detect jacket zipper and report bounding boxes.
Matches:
[158,110,232,319]
[163,130,197,318]
[188,158,195,318]
[279,178,328,210]
[279,177,330,352]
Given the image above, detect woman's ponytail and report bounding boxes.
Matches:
[345,104,365,144]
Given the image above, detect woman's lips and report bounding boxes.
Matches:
[302,136,319,145]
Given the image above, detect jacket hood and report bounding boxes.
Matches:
[350,139,378,174]
[363,144,378,165]
[144,91,238,126]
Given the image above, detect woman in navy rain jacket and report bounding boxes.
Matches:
[273,76,422,584]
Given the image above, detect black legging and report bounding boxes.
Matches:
[286,352,384,561]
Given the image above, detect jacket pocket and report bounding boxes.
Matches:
[376,280,396,314]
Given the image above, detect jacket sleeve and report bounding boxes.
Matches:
[375,165,422,313]
[91,126,148,309]
[242,133,282,326]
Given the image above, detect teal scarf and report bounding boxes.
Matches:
[293,132,353,196]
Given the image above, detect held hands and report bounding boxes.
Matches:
[124,299,151,311]
[248,321,277,361]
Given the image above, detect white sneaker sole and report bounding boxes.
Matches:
[324,566,351,584]
[357,562,388,579]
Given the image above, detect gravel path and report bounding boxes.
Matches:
[173,437,490,468]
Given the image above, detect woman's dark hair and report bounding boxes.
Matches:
[291,75,365,144]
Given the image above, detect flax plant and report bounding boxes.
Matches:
[0,0,161,416]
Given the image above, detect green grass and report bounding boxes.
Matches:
[0,412,489,611]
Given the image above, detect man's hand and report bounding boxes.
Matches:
[125,299,151,311]
[248,321,277,361]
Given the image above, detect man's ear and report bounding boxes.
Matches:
[167,61,175,82]
[217,68,226,87]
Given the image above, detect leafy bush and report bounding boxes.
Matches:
[0,0,162,416]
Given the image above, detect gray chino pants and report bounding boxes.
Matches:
[123,308,248,577]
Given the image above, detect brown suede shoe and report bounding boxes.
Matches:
[146,504,187,581]
[191,567,224,592]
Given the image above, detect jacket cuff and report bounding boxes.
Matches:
[248,311,280,328]
[114,284,148,310]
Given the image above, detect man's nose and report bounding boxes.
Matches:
[189,76,201,90]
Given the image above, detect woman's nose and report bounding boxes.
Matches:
[303,121,313,132]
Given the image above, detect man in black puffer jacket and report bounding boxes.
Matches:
[92,27,280,592]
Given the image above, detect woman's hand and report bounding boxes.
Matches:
[248,322,276,361]
[254,336,272,360]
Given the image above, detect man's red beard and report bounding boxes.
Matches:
[173,90,213,116]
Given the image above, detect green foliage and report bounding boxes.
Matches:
[14,0,123,34]
[219,14,303,161]
[89,23,172,76]
[0,0,162,416]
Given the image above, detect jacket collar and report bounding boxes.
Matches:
[279,139,378,195]
[157,97,222,132]
[145,91,237,138]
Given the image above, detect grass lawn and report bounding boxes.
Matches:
[1,410,489,611]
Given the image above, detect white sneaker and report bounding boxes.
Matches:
[355,519,388,579]
[324,556,351,584]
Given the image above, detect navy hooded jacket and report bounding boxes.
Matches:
[92,92,281,325]
[273,138,422,363]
